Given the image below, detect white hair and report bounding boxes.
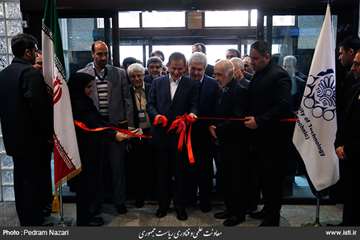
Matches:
[189,52,207,68]
[283,55,297,67]
[127,63,145,75]
[230,57,244,70]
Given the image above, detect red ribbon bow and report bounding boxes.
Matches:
[167,114,197,165]
[153,115,169,127]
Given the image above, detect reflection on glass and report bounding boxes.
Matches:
[5,2,21,19]
[273,15,295,26]
[0,20,5,35]
[250,9,257,27]
[2,170,13,185]
[205,10,249,27]
[3,186,14,201]
[0,54,7,69]
[7,37,11,53]
[206,44,238,65]
[119,12,140,28]
[298,15,337,49]
[0,154,13,170]
[0,37,6,53]
[0,3,4,18]
[142,11,185,28]
[6,20,22,36]
[272,44,281,54]
[152,45,191,63]
[119,45,143,65]
[0,138,5,153]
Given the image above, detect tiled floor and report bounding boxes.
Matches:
[0,201,343,227]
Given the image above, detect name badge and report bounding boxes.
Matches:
[138,110,147,122]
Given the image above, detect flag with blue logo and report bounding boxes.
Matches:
[293,4,339,191]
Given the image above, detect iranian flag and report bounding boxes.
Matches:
[42,0,81,188]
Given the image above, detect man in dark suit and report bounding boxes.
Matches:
[244,40,291,226]
[127,63,155,208]
[335,50,360,226]
[188,52,218,213]
[210,59,250,226]
[0,33,52,226]
[147,52,199,221]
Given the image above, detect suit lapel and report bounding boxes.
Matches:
[163,75,172,105]
[171,76,186,106]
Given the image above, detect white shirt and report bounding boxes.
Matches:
[169,76,181,100]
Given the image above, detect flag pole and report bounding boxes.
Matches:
[58,184,65,226]
[302,195,322,227]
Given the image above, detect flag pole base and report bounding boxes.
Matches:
[301,221,322,227]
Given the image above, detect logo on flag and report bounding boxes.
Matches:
[303,69,336,121]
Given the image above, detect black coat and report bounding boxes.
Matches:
[214,79,248,143]
[247,62,292,131]
[336,81,360,151]
[0,58,52,158]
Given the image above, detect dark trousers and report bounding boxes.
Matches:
[189,141,214,205]
[13,155,48,226]
[219,142,250,218]
[342,146,360,226]
[156,136,192,210]
[127,137,157,201]
[255,140,285,221]
[39,151,52,213]
[103,142,126,206]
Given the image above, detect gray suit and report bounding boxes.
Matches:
[78,63,134,207]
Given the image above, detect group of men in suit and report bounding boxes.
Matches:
[147,40,292,226]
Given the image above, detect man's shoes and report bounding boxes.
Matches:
[135,200,145,208]
[223,216,245,227]
[259,216,280,227]
[214,210,230,219]
[116,204,128,214]
[155,208,168,218]
[200,202,212,213]
[249,209,266,219]
[175,208,188,221]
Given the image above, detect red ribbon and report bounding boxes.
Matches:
[153,115,168,127]
[167,114,196,165]
[74,120,152,139]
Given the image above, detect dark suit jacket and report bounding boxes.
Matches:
[205,64,214,78]
[215,79,248,143]
[147,75,199,144]
[130,83,151,129]
[0,58,52,158]
[192,75,219,144]
[247,61,291,130]
[335,81,360,150]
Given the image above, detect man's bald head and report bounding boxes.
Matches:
[214,59,234,87]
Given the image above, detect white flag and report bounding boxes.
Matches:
[42,0,81,188]
[293,4,339,191]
